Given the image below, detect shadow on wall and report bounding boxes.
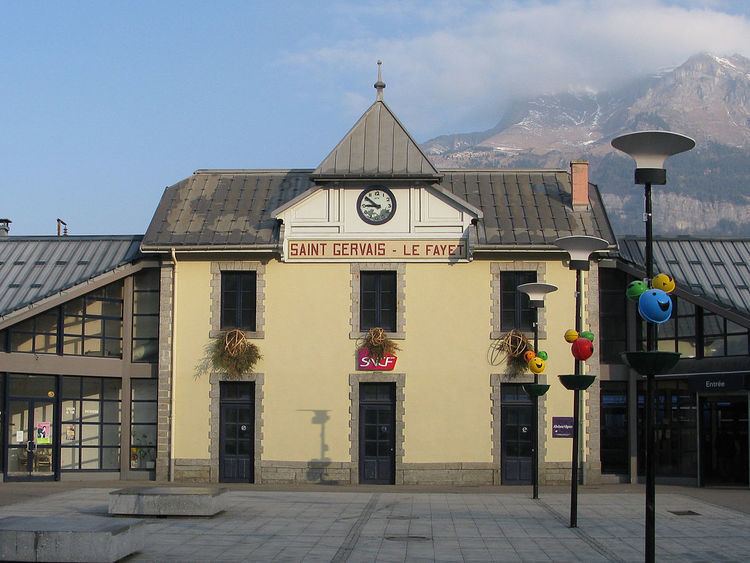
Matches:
[297,409,335,484]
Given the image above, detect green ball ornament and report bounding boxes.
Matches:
[537,351,548,361]
[580,331,595,342]
[626,280,648,301]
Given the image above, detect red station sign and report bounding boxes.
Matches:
[357,348,397,371]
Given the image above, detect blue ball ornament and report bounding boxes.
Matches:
[638,289,673,324]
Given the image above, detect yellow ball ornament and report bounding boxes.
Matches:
[528,356,546,374]
[564,329,579,343]
[652,273,676,293]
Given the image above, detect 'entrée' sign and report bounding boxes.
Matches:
[286,239,467,261]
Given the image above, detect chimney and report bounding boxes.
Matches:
[570,160,589,210]
[0,218,11,237]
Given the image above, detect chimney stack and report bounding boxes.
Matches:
[570,160,589,210]
[0,218,11,237]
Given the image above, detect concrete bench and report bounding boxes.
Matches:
[109,486,227,517]
[0,515,144,562]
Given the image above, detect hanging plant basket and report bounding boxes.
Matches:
[358,327,400,361]
[489,329,531,377]
[210,329,262,379]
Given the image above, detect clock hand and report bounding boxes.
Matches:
[364,196,381,209]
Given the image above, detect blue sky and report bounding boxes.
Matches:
[3,1,750,235]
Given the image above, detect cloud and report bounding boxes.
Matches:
[288,0,750,139]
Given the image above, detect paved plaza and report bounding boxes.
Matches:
[0,483,748,561]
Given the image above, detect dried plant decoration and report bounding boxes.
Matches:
[210,329,262,379]
[358,327,400,361]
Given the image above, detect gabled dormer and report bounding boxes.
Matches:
[273,63,479,262]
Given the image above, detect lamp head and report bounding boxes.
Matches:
[517,282,558,307]
[611,131,695,185]
[553,235,609,270]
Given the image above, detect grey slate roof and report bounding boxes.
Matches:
[312,101,441,180]
[442,170,614,246]
[141,169,615,250]
[618,237,750,319]
[0,236,142,318]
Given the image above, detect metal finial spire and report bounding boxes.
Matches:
[374,60,385,101]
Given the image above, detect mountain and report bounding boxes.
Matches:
[422,53,750,236]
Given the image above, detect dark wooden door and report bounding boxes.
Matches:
[700,396,748,486]
[219,382,254,483]
[359,383,395,484]
[501,384,533,484]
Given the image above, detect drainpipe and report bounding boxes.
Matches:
[170,248,178,482]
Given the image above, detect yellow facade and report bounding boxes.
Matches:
[169,254,596,483]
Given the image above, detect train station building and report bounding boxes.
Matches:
[1,77,748,487]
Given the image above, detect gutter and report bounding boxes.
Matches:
[169,247,178,482]
[141,245,281,254]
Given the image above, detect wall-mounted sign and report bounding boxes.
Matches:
[357,348,397,371]
[286,239,467,262]
[35,422,52,445]
[552,417,574,438]
[688,373,748,392]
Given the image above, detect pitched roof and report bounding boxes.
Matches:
[142,171,310,250]
[443,170,614,246]
[141,169,615,251]
[0,236,143,319]
[312,101,441,180]
[618,237,750,320]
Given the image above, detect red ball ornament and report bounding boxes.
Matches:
[571,338,594,361]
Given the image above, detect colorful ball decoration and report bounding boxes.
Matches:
[571,337,594,361]
[652,273,676,294]
[580,330,595,342]
[564,329,579,343]
[638,289,673,324]
[528,355,546,374]
[537,350,548,361]
[626,280,648,301]
[523,350,536,363]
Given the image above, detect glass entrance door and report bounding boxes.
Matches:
[700,395,749,486]
[6,399,56,480]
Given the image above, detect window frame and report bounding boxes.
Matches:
[131,269,160,363]
[490,262,547,341]
[359,271,397,332]
[60,376,122,472]
[220,271,257,332]
[350,263,406,340]
[210,262,265,339]
[500,271,536,332]
[130,378,158,471]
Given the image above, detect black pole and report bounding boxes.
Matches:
[570,268,583,527]
[532,310,539,500]
[644,182,656,563]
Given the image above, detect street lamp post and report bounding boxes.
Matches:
[518,282,558,500]
[612,131,695,563]
[553,235,609,528]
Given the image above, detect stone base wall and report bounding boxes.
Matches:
[539,462,572,485]
[173,458,594,486]
[400,463,495,485]
[173,459,214,483]
[260,461,352,484]
[583,460,604,485]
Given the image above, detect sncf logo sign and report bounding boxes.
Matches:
[357,348,397,371]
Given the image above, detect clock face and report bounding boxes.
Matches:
[356,186,396,225]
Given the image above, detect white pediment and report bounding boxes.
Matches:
[274,184,480,262]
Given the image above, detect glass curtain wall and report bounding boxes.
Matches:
[637,379,697,478]
[130,379,157,470]
[60,377,122,470]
